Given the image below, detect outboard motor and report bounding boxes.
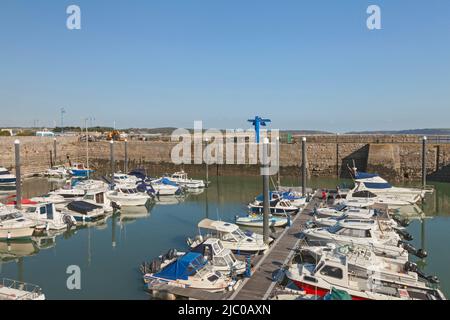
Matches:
[399,241,428,259]
[111,201,121,211]
[405,261,440,284]
[166,249,178,260]
[150,259,161,273]
[392,215,411,228]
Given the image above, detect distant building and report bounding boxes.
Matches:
[36,130,55,137]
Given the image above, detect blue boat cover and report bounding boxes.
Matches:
[128,168,147,180]
[364,182,392,189]
[153,252,206,281]
[160,177,179,187]
[355,172,379,179]
[67,201,102,214]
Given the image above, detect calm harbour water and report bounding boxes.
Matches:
[0,176,449,299]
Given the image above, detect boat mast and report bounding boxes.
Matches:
[85,118,89,179]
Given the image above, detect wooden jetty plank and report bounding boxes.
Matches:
[230,192,320,300]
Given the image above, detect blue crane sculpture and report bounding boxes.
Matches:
[248,116,271,143]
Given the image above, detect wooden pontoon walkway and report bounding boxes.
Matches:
[229,191,320,300]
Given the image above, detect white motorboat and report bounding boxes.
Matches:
[353,170,429,199]
[143,252,237,293]
[82,190,116,212]
[6,200,76,230]
[188,219,270,255]
[248,199,299,216]
[43,165,70,178]
[106,186,150,207]
[62,200,107,224]
[143,239,246,277]
[235,214,288,228]
[0,209,36,240]
[0,167,16,190]
[334,198,376,208]
[294,244,440,287]
[149,178,182,196]
[49,179,108,199]
[113,173,140,185]
[166,171,205,188]
[315,204,377,218]
[345,187,417,209]
[286,245,445,300]
[302,219,425,261]
[0,279,46,300]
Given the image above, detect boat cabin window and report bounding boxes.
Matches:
[352,191,377,198]
[328,225,343,234]
[85,195,95,200]
[337,228,371,238]
[39,206,46,215]
[212,242,221,254]
[319,265,343,279]
[95,192,104,204]
[213,256,227,266]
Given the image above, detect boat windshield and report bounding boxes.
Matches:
[328,224,343,234]
[335,204,347,211]
[232,229,246,240]
[0,212,23,221]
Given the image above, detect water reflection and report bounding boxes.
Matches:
[0,175,449,298]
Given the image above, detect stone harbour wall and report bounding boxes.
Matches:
[1,135,450,182]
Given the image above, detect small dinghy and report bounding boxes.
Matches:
[106,186,150,207]
[235,214,288,228]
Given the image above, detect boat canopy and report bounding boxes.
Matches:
[153,252,206,280]
[128,168,147,180]
[355,172,379,179]
[198,218,239,233]
[67,201,101,214]
[159,177,179,186]
[363,182,392,189]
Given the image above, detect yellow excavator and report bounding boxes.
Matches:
[106,130,125,141]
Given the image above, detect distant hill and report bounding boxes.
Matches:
[345,129,450,135]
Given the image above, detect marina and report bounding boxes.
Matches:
[0,169,449,300]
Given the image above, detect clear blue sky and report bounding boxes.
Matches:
[0,0,449,132]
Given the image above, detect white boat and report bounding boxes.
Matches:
[106,186,150,207]
[248,199,299,216]
[345,187,417,209]
[353,170,429,199]
[295,244,440,287]
[143,252,237,293]
[302,219,424,261]
[113,173,140,185]
[0,279,46,300]
[166,171,205,188]
[49,179,108,199]
[6,200,76,230]
[315,204,377,218]
[334,198,376,208]
[149,178,182,196]
[188,219,270,255]
[82,190,116,212]
[0,209,36,240]
[143,239,246,277]
[235,214,288,228]
[62,200,107,224]
[286,245,445,300]
[43,165,69,178]
[0,167,16,190]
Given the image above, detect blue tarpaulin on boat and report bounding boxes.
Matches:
[159,177,179,187]
[153,252,206,281]
[355,172,379,179]
[364,182,392,189]
[128,168,146,180]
